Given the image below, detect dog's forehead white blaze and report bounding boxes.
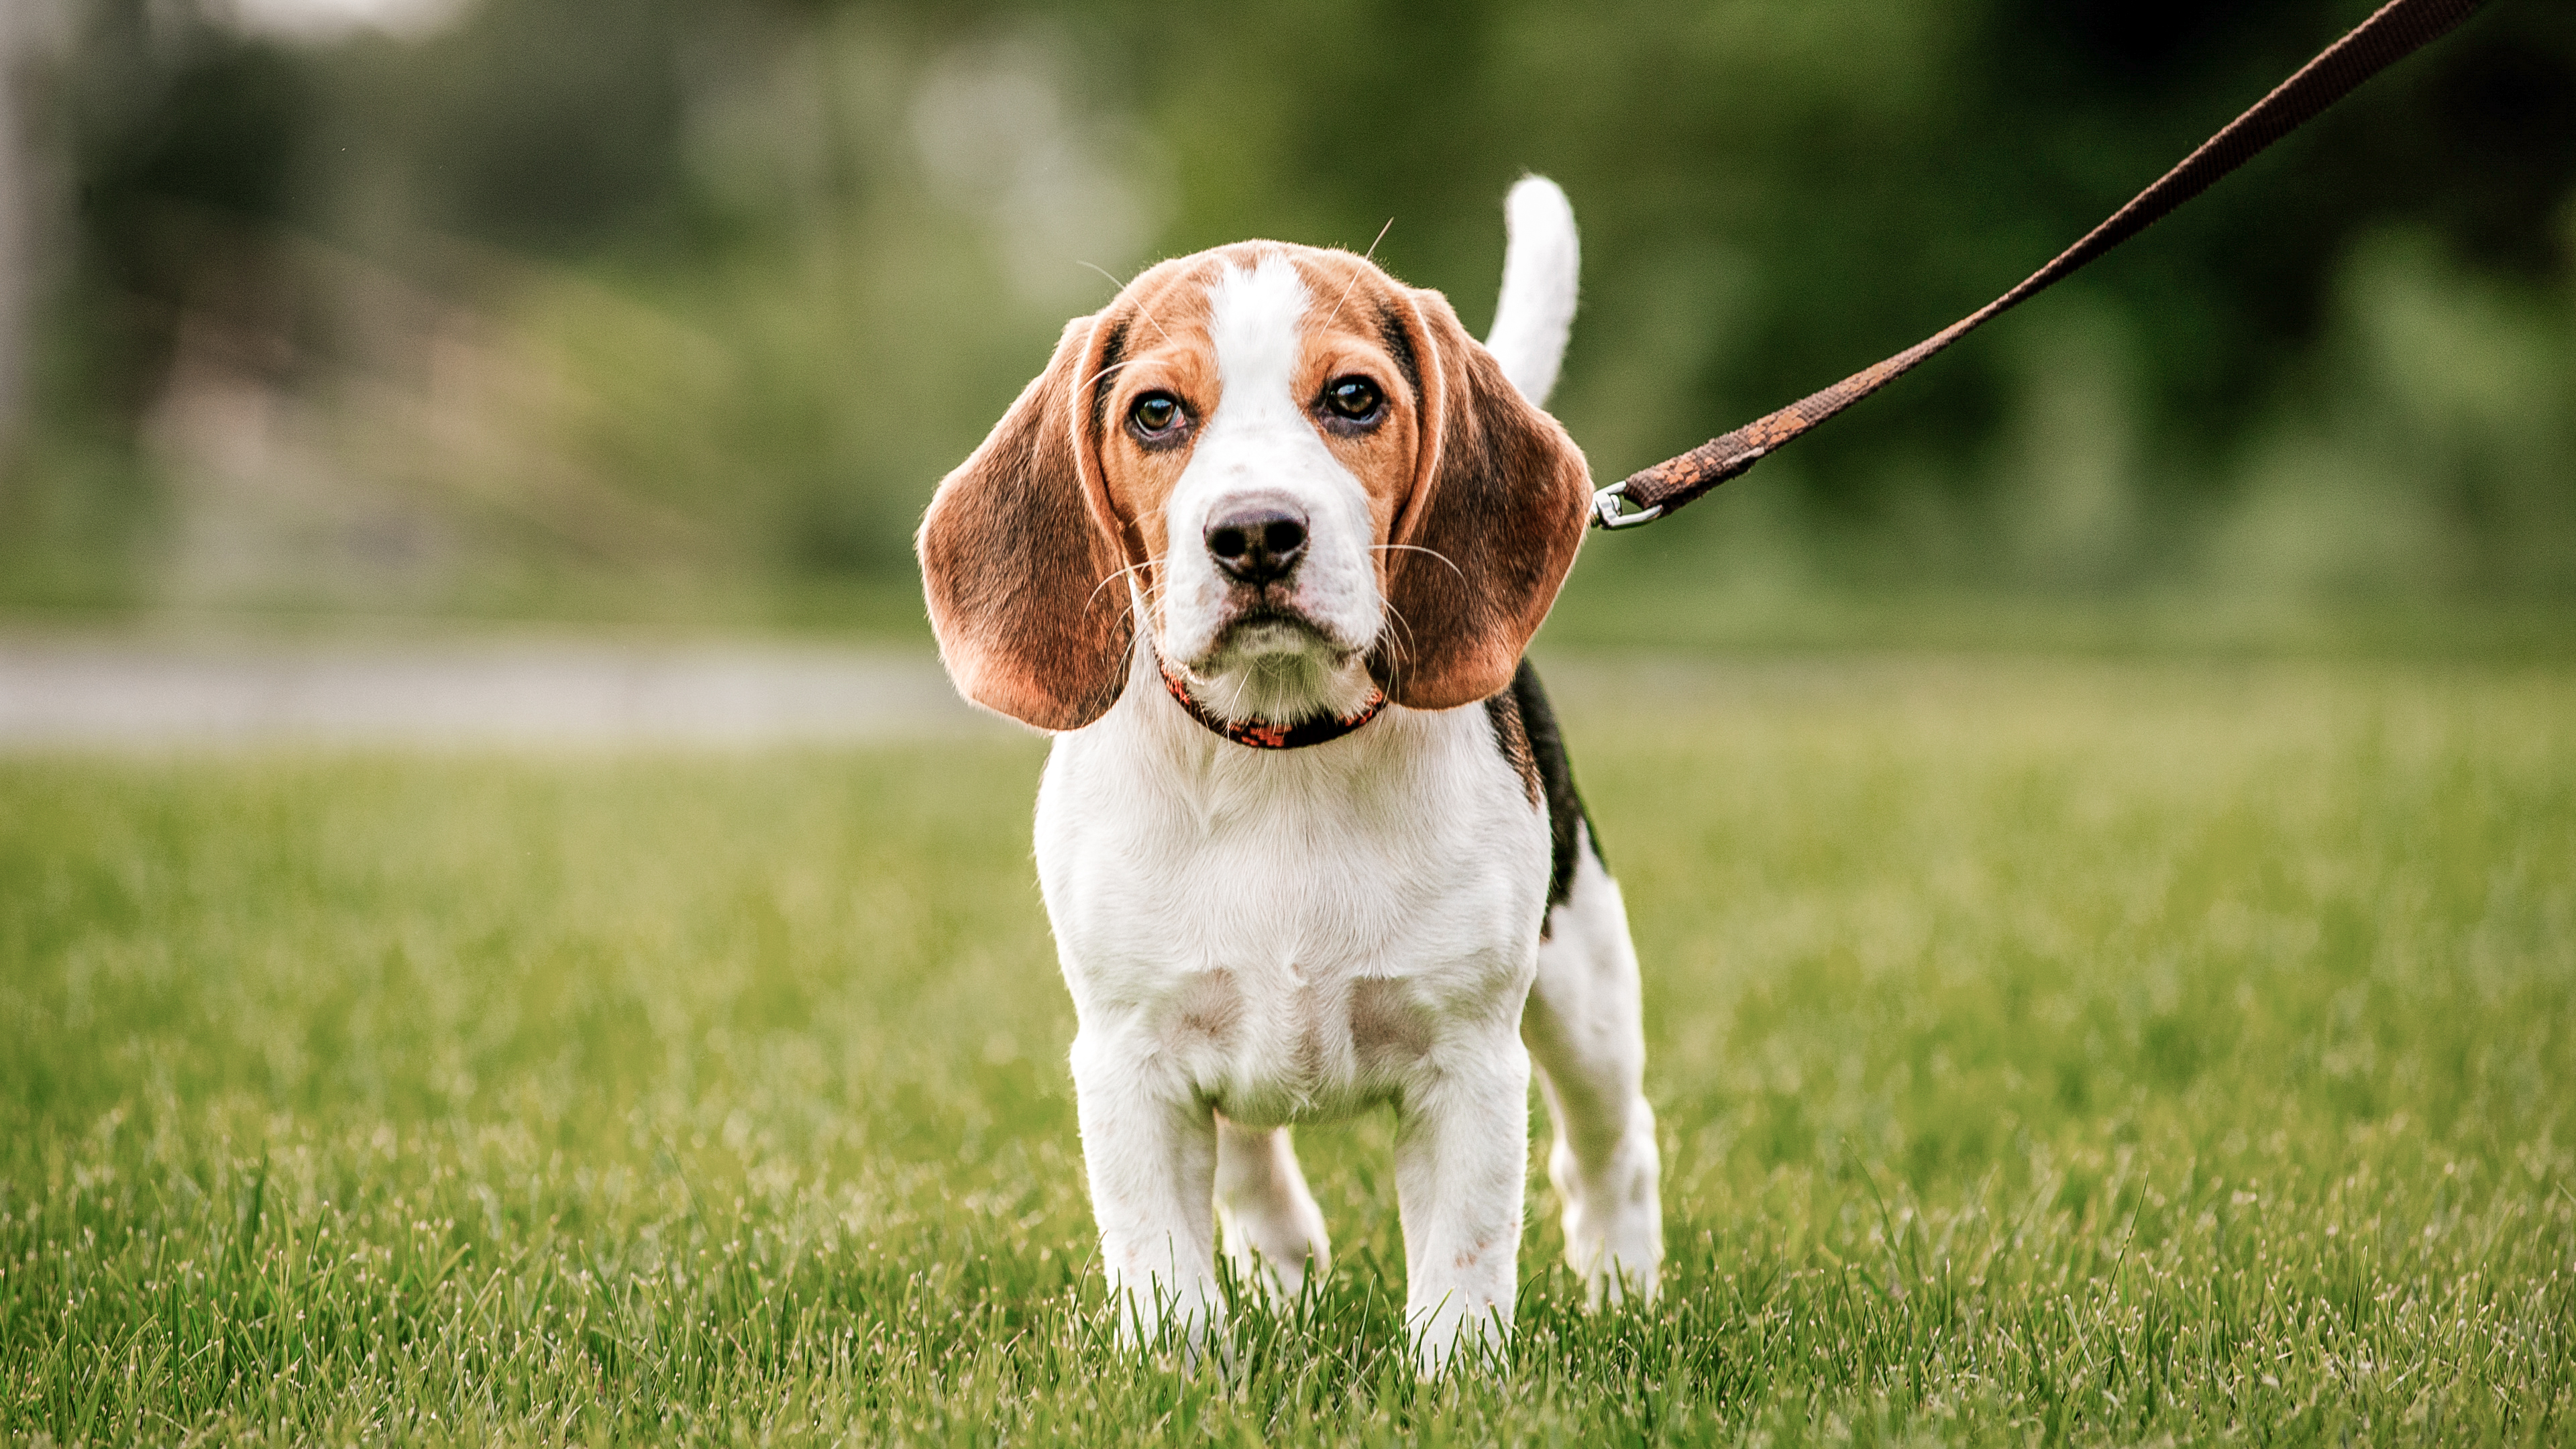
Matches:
[1205,252,1311,406]
[1149,246,1385,703]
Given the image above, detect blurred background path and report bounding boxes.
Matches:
[0,638,996,747]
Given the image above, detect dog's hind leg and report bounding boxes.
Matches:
[1213,1116,1330,1298]
[1521,825,1664,1305]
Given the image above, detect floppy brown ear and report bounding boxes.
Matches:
[1369,289,1593,710]
[918,315,1135,731]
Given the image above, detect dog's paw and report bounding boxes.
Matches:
[1409,1295,1510,1380]
[1550,1110,1664,1307]
[1216,1201,1330,1302]
[1114,1302,1227,1377]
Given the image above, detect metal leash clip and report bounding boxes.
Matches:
[1590,482,1664,530]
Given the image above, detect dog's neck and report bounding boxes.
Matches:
[1166,636,1379,720]
[1157,663,1387,750]
[1120,638,1408,771]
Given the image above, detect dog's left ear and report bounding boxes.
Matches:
[1369,288,1593,710]
[917,315,1135,731]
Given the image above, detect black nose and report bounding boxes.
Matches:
[1204,505,1309,586]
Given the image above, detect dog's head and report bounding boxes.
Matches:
[917,242,1591,732]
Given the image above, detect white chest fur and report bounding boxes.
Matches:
[1034,653,1549,1128]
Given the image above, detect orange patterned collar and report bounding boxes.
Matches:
[1159,667,1389,749]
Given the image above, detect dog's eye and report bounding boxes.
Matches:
[1128,392,1187,441]
[1322,376,1383,424]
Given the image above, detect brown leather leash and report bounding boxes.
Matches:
[1591,0,2489,531]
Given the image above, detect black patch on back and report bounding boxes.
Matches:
[1483,659,1602,926]
[1485,682,1541,806]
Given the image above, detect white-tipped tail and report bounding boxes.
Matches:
[1484,176,1580,408]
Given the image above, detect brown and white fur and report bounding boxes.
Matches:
[918,179,1659,1375]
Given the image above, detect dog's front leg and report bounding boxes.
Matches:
[1071,1028,1222,1355]
[1395,1033,1530,1377]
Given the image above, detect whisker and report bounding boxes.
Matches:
[1090,561,1168,646]
[1074,258,1134,300]
[1081,358,1138,398]
[1132,300,1174,347]
[1367,543,1467,580]
[1360,215,1394,264]
[1078,260,1176,348]
[1324,217,1395,331]
[1087,558,1155,611]
[1377,598,1418,670]
[1076,258,1181,354]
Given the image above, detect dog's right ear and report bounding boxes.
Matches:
[918,315,1134,731]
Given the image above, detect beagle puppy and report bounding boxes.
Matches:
[917,179,1660,1374]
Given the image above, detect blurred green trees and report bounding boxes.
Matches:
[2,0,2570,626]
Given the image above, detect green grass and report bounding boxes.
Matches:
[2,657,2571,1445]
